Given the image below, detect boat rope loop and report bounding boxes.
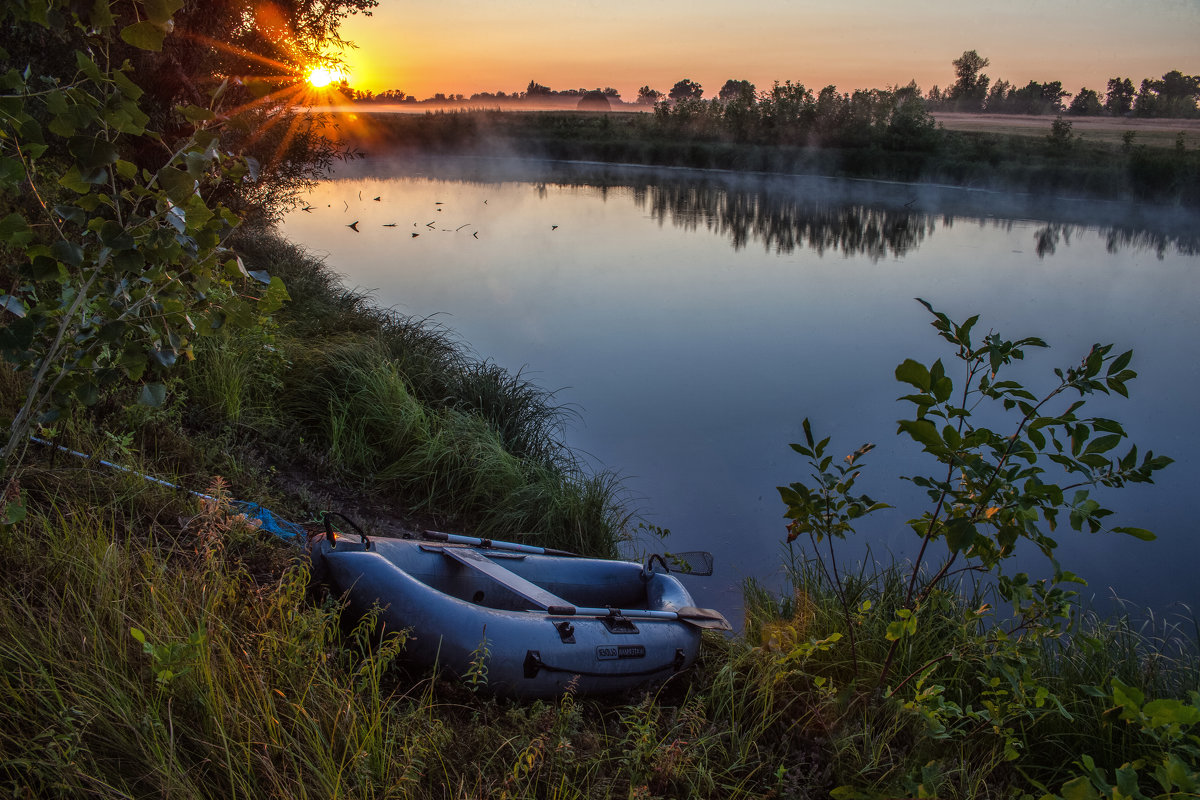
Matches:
[323,511,372,550]
[523,648,686,680]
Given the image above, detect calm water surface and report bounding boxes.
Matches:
[280,158,1200,624]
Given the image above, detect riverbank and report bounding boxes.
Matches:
[322,109,1200,208]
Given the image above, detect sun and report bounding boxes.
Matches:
[306,66,343,89]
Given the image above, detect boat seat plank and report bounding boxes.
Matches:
[441,547,571,611]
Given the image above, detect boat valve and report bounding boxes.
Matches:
[554,620,576,643]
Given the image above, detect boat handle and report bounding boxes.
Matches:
[322,511,371,549]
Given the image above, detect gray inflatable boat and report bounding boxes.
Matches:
[310,530,730,698]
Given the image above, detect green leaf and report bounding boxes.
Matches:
[1111,526,1156,542]
[1107,349,1133,376]
[257,275,291,315]
[1058,776,1100,800]
[4,495,27,525]
[68,136,119,170]
[0,156,25,184]
[895,358,931,391]
[897,419,942,450]
[112,69,145,101]
[944,518,976,553]
[138,383,167,407]
[0,213,33,247]
[74,381,99,405]
[180,104,215,123]
[1144,698,1200,727]
[143,0,185,24]
[88,0,117,28]
[158,167,196,204]
[50,239,84,268]
[120,21,168,51]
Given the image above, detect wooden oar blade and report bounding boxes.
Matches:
[677,606,733,631]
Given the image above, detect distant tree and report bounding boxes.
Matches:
[925,85,945,108]
[994,81,1069,115]
[1105,77,1136,115]
[636,86,664,105]
[1068,88,1103,116]
[603,87,621,98]
[577,90,611,111]
[1134,79,1159,116]
[814,85,848,135]
[985,79,1012,112]
[1152,70,1200,117]
[718,79,756,102]
[668,79,704,102]
[525,80,553,97]
[948,50,990,111]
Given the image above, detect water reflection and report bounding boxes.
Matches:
[328,157,1200,260]
[635,182,934,259]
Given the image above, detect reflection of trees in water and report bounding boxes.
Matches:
[630,182,934,260]
[339,164,1200,259]
[1029,223,1200,260]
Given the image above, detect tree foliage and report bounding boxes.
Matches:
[718,79,756,102]
[0,1,323,476]
[668,79,704,103]
[948,50,990,111]
[635,85,663,105]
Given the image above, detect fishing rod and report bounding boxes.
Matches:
[28,436,308,544]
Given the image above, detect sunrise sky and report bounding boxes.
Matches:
[335,0,1199,101]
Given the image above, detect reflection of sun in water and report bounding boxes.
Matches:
[306,66,341,88]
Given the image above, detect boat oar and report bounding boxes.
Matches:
[423,529,717,577]
[423,529,580,557]
[546,604,733,631]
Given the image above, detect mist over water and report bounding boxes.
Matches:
[281,156,1200,625]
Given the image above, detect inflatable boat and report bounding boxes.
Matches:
[309,527,730,698]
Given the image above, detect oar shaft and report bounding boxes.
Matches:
[548,606,680,621]
[424,529,578,557]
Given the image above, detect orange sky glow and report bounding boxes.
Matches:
[334,0,1199,102]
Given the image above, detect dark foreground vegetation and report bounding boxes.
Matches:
[4,228,1200,799]
[3,3,1199,798]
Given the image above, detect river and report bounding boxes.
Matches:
[280,156,1200,625]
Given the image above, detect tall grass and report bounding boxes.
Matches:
[162,228,632,555]
[736,553,1200,797]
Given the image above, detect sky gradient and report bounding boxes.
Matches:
[336,0,1199,101]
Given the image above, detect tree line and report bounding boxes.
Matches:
[349,80,622,104]
[926,50,1198,117]
[353,53,1199,120]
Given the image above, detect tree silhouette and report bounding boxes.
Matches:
[718,79,756,102]
[948,50,990,111]
[636,86,664,105]
[1068,88,1103,116]
[668,79,704,103]
[1105,78,1136,116]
